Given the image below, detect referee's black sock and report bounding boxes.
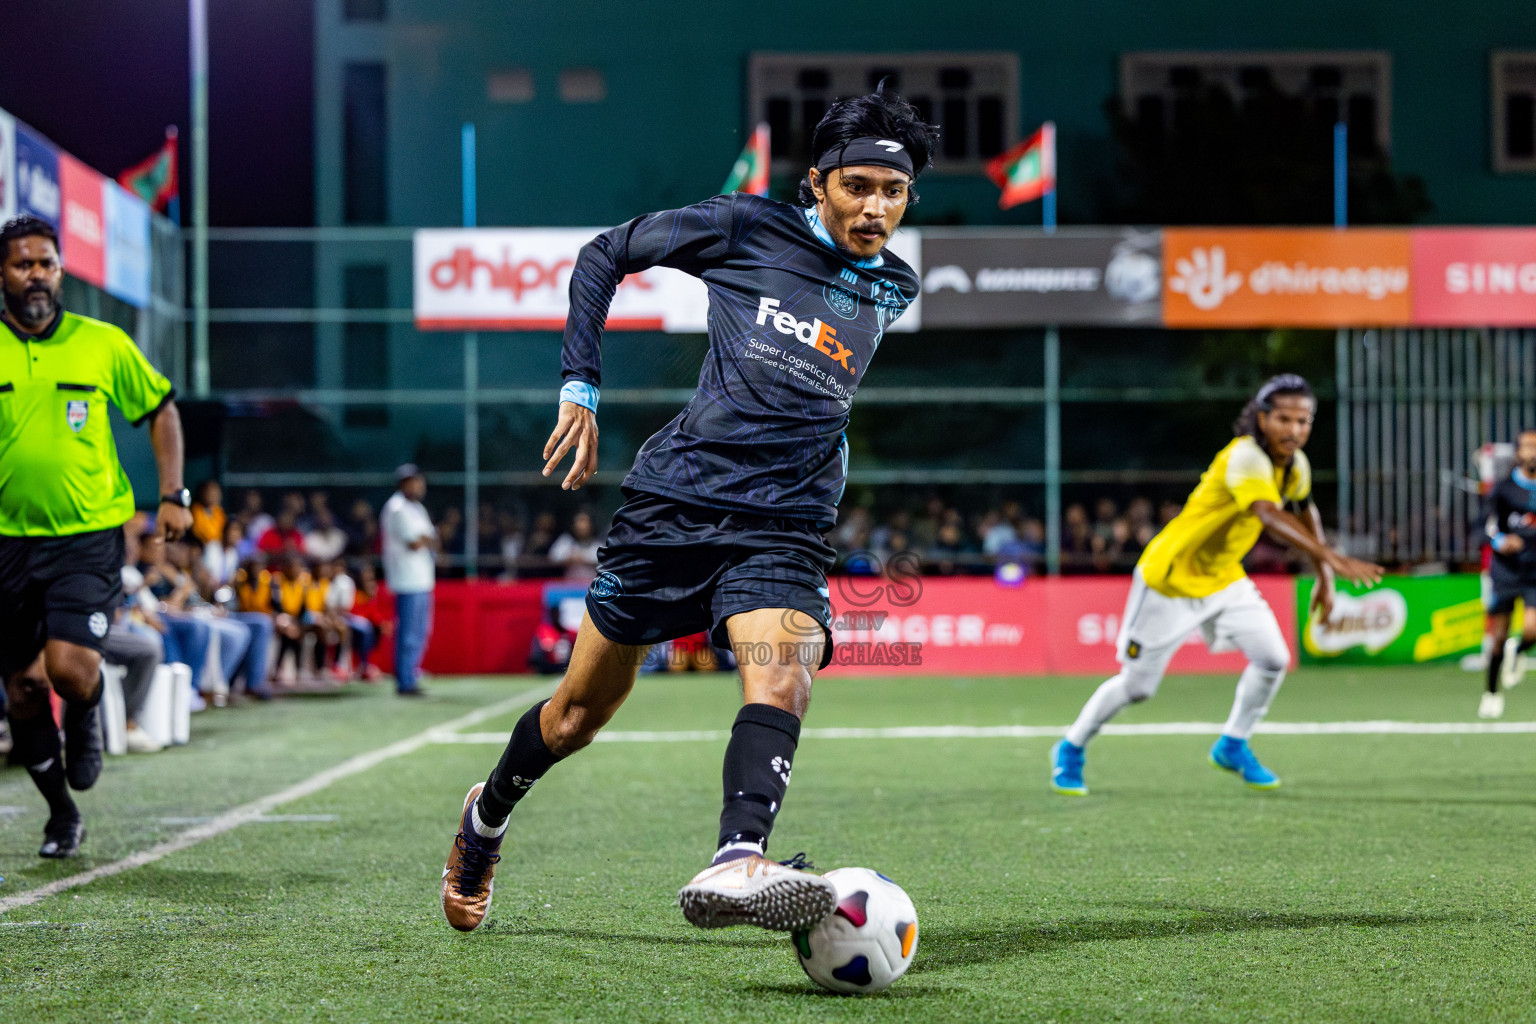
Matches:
[1488,644,1505,694]
[716,703,801,859]
[475,700,564,830]
[1519,634,1536,655]
[7,712,77,821]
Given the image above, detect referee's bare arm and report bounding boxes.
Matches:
[150,399,191,541]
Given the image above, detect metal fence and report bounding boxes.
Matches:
[1337,328,1536,567]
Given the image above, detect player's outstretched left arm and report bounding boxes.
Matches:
[543,400,598,491]
[1252,499,1383,617]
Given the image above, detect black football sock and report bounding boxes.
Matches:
[8,713,76,821]
[716,703,802,858]
[476,700,563,830]
[1519,634,1536,654]
[1488,645,1505,694]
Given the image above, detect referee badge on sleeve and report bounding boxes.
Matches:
[66,400,89,433]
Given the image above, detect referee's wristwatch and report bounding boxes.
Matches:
[161,488,192,508]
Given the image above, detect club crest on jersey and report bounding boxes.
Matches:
[589,571,623,603]
[824,282,860,320]
[755,297,855,374]
[66,400,89,433]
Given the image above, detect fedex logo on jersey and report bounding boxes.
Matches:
[755,297,855,374]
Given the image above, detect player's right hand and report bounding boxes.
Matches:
[1499,535,1526,555]
[1327,552,1385,588]
[543,401,598,491]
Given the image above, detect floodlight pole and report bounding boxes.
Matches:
[190,0,209,396]
[1044,325,1061,575]
[462,123,480,579]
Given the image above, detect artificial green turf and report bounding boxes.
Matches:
[3,669,1534,1023]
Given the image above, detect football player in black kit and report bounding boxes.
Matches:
[440,87,936,933]
[1480,430,1536,719]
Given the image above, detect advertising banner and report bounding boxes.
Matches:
[58,152,106,288]
[104,180,152,308]
[0,108,15,225]
[14,122,60,228]
[413,227,711,331]
[1411,228,1536,327]
[1297,574,1484,665]
[919,229,1162,327]
[820,574,1297,677]
[1163,229,1412,328]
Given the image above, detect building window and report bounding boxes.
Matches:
[1493,51,1536,173]
[343,62,388,225]
[342,264,389,428]
[748,52,1019,174]
[343,0,385,22]
[1120,51,1392,152]
[559,67,607,104]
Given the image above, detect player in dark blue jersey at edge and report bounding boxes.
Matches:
[440,87,937,934]
[1479,429,1536,719]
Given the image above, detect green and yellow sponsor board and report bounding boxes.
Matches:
[1297,574,1485,665]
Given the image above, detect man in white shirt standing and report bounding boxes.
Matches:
[380,464,436,697]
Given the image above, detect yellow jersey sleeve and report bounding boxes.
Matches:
[1284,449,1313,504]
[1223,437,1282,511]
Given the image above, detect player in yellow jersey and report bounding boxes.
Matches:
[1051,375,1383,795]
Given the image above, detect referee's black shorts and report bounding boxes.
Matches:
[584,490,836,669]
[0,527,125,677]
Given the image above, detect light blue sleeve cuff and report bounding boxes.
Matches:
[1493,531,1509,549]
[559,380,599,412]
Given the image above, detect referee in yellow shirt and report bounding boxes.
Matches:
[0,216,191,857]
[1051,375,1382,795]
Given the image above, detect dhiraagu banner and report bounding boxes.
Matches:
[1297,574,1485,665]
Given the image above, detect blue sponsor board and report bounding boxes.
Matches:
[14,122,60,228]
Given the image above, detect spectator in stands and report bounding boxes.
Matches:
[320,558,375,680]
[149,534,272,702]
[382,464,436,696]
[304,508,348,562]
[240,489,273,547]
[258,510,304,557]
[350,563,388,680]
[191,480,226,547]
[345,497,380,556]
[980,509,1020,556]
[549,510,603,580]
[476,502,502,575]
[498,512,525,580]
[1062,503,1094,572]
[305,490,330,534]
[103,603,166,753]
[133,530,213,711]
[271,552,322,682]
[204,519,244,587]
[436,506,465,575]
[928,517,972,576]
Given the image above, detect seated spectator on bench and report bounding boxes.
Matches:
[191,480,226,547]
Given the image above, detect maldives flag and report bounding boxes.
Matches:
[117,127,179,215]
[721,122,770,196]
[986,122,1055,209]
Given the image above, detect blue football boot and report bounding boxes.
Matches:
[1050,739,1088,796]
[1209,735,1280,790]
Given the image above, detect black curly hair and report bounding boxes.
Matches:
[796,83,939,207]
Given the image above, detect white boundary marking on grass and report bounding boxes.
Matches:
[435,720,1536,745]
[0,682,556,916]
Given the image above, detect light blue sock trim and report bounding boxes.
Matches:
[559,379,599,412]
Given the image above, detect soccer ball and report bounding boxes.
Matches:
[792,867,919,994]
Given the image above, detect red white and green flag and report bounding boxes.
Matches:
[985,122,1055,210]
[721,122,770,196]
[118,127,179,215]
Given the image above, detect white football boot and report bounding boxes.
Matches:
[678,853,836,931]
[1479,691,1505,720]
[1501,637,1527,689]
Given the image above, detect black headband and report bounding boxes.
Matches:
[814,136,915,178]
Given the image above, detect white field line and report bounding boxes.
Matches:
[0,682,556,916]
[434,720,1536,745]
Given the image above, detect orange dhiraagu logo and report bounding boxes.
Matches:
[756,297,856,374]
[1163,229,1413,327]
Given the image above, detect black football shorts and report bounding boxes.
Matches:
[0,527,125,676]
[584,490,836,669]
